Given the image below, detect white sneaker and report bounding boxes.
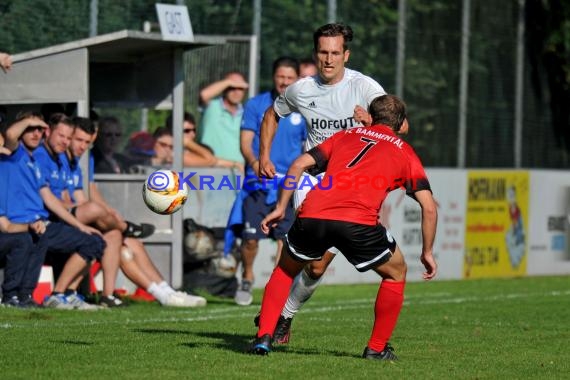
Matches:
[175,291,207,307]
[160,292,204,308]
[65,293,102,310]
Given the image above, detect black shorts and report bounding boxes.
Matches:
[243,189,294,240]
[285,217,397,272]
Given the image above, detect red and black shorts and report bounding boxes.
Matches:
[285,217,397,272]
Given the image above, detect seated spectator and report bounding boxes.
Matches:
[127,127,173,169]
[2,111,106,310]
[92,116,132,173]
[197,72,248,164]
[1,126,46,308]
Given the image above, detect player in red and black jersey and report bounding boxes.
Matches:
[249,94,438,360]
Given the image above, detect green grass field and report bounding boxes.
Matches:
[0,275,568,379]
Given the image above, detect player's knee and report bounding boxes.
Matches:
[306,262,327,279]
[87,202,107,219]
[242,239,258,251]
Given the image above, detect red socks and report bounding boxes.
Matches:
[368,280,406,352]
[257,266,295,337]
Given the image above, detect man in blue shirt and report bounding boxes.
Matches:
[234,57,307,306]
[2,111,105,309]
[36,113,125,308]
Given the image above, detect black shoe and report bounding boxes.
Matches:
[99,295,126,308]
[273,315,293,344]
[362,343,398,361]
[18,294,42,309]
[123,221,155,239]
[248,334,272,355]
[1,295,20,307]
[254,313,292,344]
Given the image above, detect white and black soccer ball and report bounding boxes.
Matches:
[142,169,188,215]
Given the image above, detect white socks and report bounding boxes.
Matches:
[159,281,176,295]
[281,270,323,319]
[147,282,170,304]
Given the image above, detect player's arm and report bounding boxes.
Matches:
[260,152,316,234]
[72,188,89,205]
[258,106,280,178]
[0,216,26,233]
[414,189,438,280]
[39,187,101,236]
[240,129,259,174]
[60,189,74,209]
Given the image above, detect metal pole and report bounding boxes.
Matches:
[327,0,337,23]
[89,0,98,37]
[395,0,406,98]
[252,0,261,94]
[514,0,525,168]
[457,0,471,168]
[171,48,185,288]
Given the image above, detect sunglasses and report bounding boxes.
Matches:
[184,128,196,134]
[25,125,46,133]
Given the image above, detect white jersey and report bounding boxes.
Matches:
[274,68,386,150]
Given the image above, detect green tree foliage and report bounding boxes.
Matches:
[0,0,89,53]
[1,0,569,167]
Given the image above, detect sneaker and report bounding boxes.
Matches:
[253,313,292,344]
[65,293,101,310]
[43,294,74,309]
[1,295,20,307]
[161,292,203,308]
[247,334,272,355]
[175,291,207,307]
[234,280,253,306]
[273,315,293,344]
[18,294,41,309]
[99,295,126,308]
[123,221,155,239]
[362,343,398,361]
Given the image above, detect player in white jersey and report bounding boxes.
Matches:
[256,23,386,344]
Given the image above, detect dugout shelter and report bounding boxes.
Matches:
[0,30,257,288]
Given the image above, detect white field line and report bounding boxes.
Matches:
[1,289,568,330]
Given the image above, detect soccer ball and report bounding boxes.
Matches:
[142,170,188,215]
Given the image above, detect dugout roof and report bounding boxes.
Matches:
[0,29,231,109]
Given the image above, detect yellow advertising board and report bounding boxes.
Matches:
[464,171,529,278]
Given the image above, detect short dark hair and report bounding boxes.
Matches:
[166,111,196,129]
[153,126,172,139]
[48,113,74,130]
[272,56,299,76]
[15,110,43,123]
[313,23,353,52]
[72,116,96,135]
[369,95,407,132]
